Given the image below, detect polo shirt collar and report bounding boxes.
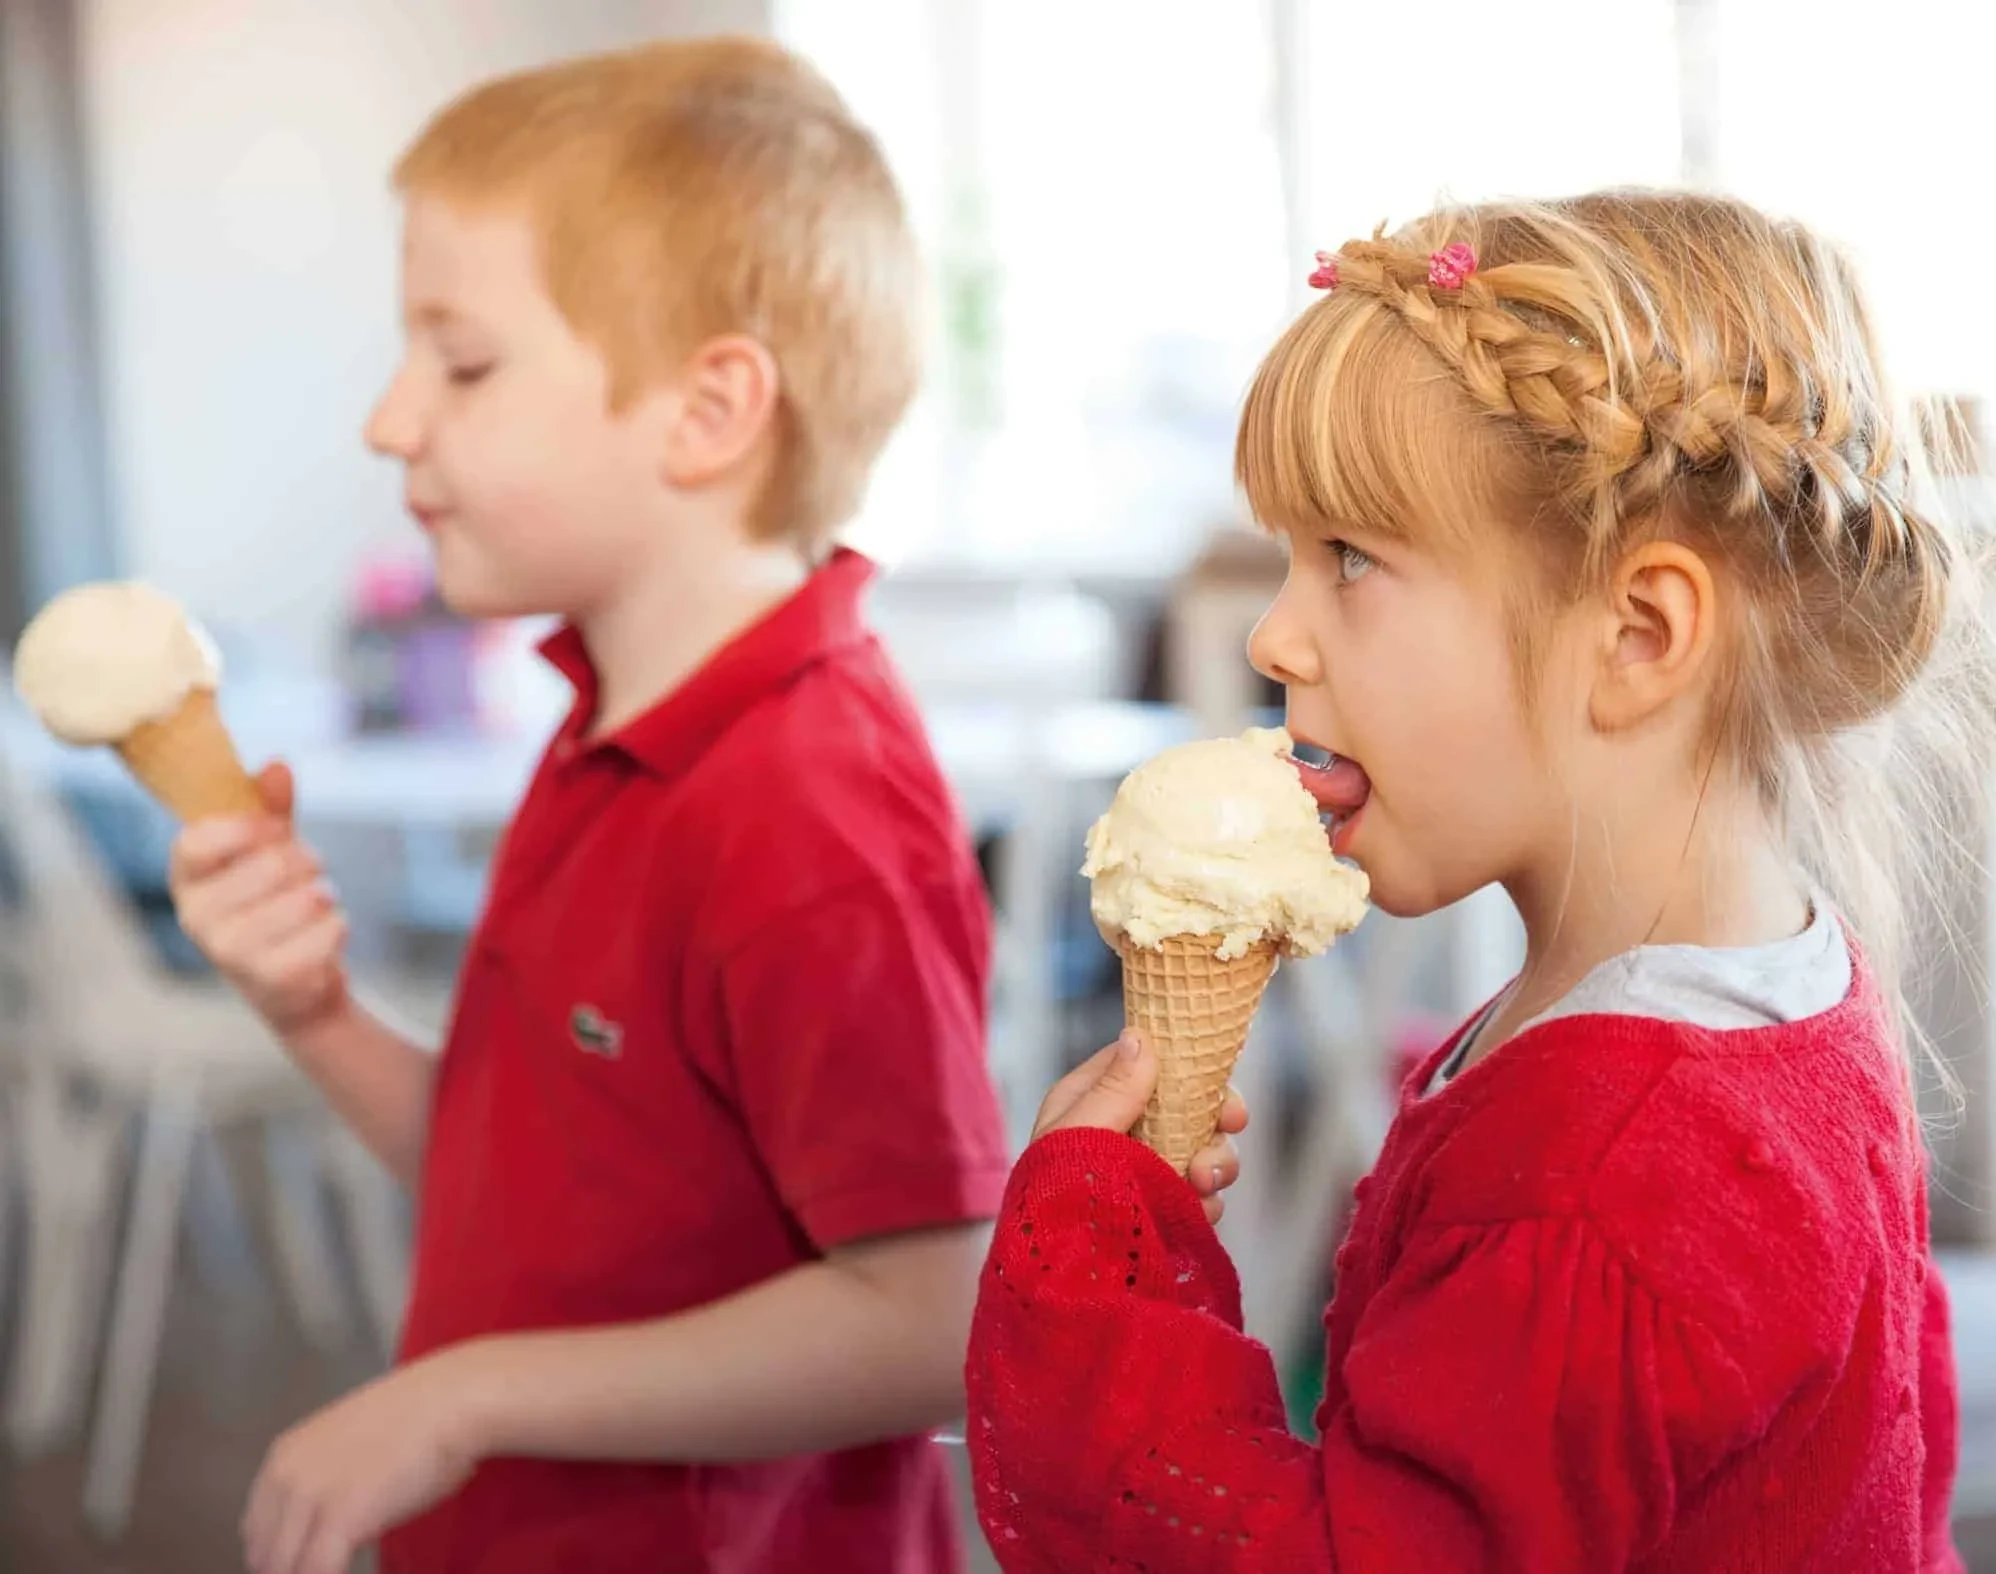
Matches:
[538,546,877,781]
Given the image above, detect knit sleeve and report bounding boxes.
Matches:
[965,1128,1305,1572]
[1921,1252,1968,1574]
[966,1129,1759,1573]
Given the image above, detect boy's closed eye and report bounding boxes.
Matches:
[1324,537,1377,585]
[446,362,496,388]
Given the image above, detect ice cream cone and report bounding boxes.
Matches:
[114,688,265,821]
[1118,931,1279,1174]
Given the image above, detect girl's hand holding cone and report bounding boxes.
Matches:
[1081,727,1369,1176]
[1030,1032,1250,1226]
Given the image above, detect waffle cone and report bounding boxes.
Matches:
[114,688,264,821]
[1118,932,1278,1173]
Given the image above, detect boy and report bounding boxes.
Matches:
[169,37,1009,1574]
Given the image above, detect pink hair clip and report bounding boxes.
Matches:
[1427,242,1478,290]
[1307,250,1340,290]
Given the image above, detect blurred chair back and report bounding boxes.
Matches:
[0,730,381,1542]
[0,742,168,1048]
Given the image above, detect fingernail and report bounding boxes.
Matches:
[1116,1031,1140,1060]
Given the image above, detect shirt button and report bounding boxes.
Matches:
[1868,1142,1892,1176]
[1742,1139,1775,1172]
[1916,1258,1929,1285]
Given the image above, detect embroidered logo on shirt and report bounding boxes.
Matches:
[569,1004,624,1059]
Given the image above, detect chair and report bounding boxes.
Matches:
[0,740,385,1538]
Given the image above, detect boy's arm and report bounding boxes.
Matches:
[451,1220,990,1461]
[241,1219,991,1568]
[451,862,1012,1458]
[243,863,1009,1565]
[439,863,1010,1458]
[284,992,435,1189]
[168,778,436,1188]
[397,863,1005,1459]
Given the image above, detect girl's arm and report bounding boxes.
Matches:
[967,1128,1324,1569]
[969,1046,1757,1574]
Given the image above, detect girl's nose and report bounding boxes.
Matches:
[1248,592,1321,689]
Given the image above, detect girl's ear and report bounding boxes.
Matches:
[1589,540,1719,733]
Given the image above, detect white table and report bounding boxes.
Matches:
[2,690,1193,840]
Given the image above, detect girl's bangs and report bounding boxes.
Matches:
[1236,296,1494,553]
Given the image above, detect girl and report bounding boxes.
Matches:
[965,191,1990,1572]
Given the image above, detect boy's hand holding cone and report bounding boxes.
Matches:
[18,583,348,1039]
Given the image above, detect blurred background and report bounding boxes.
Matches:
[0,0,1991,1568]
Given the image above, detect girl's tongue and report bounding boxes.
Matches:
[1291,751,1372,815]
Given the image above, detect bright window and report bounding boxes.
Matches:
[1296,0,1683,246]
[1701,0,1993,403]
[780,0,1288,570]
[777,0,1983,567]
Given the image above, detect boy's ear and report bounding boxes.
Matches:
[658,334,781,488]
[1588,540,1719,733]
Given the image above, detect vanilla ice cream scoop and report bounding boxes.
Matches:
[1084,725,1369,960]
[1086,725,1370,1173]
[13,581,264,822]
[14,581,222,745]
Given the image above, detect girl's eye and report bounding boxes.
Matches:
[1328,539,1376,584]
[446,364,494,388]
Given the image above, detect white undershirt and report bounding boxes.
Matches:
[1426,901,1854,1095]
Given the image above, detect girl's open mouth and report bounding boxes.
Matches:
[1288,742,1372,852]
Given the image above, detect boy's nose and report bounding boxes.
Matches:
[363,375,424,460]
[362,403,407,460]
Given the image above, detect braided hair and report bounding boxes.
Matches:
[1238,189,1994,1086]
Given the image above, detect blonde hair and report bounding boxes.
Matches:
[394,36,922,551]
[1239,190,1996,1076]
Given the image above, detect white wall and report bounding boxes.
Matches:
[1705,0,1996,409]
[79,0,770,668]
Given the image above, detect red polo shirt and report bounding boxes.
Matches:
[381,549,1009,1573]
